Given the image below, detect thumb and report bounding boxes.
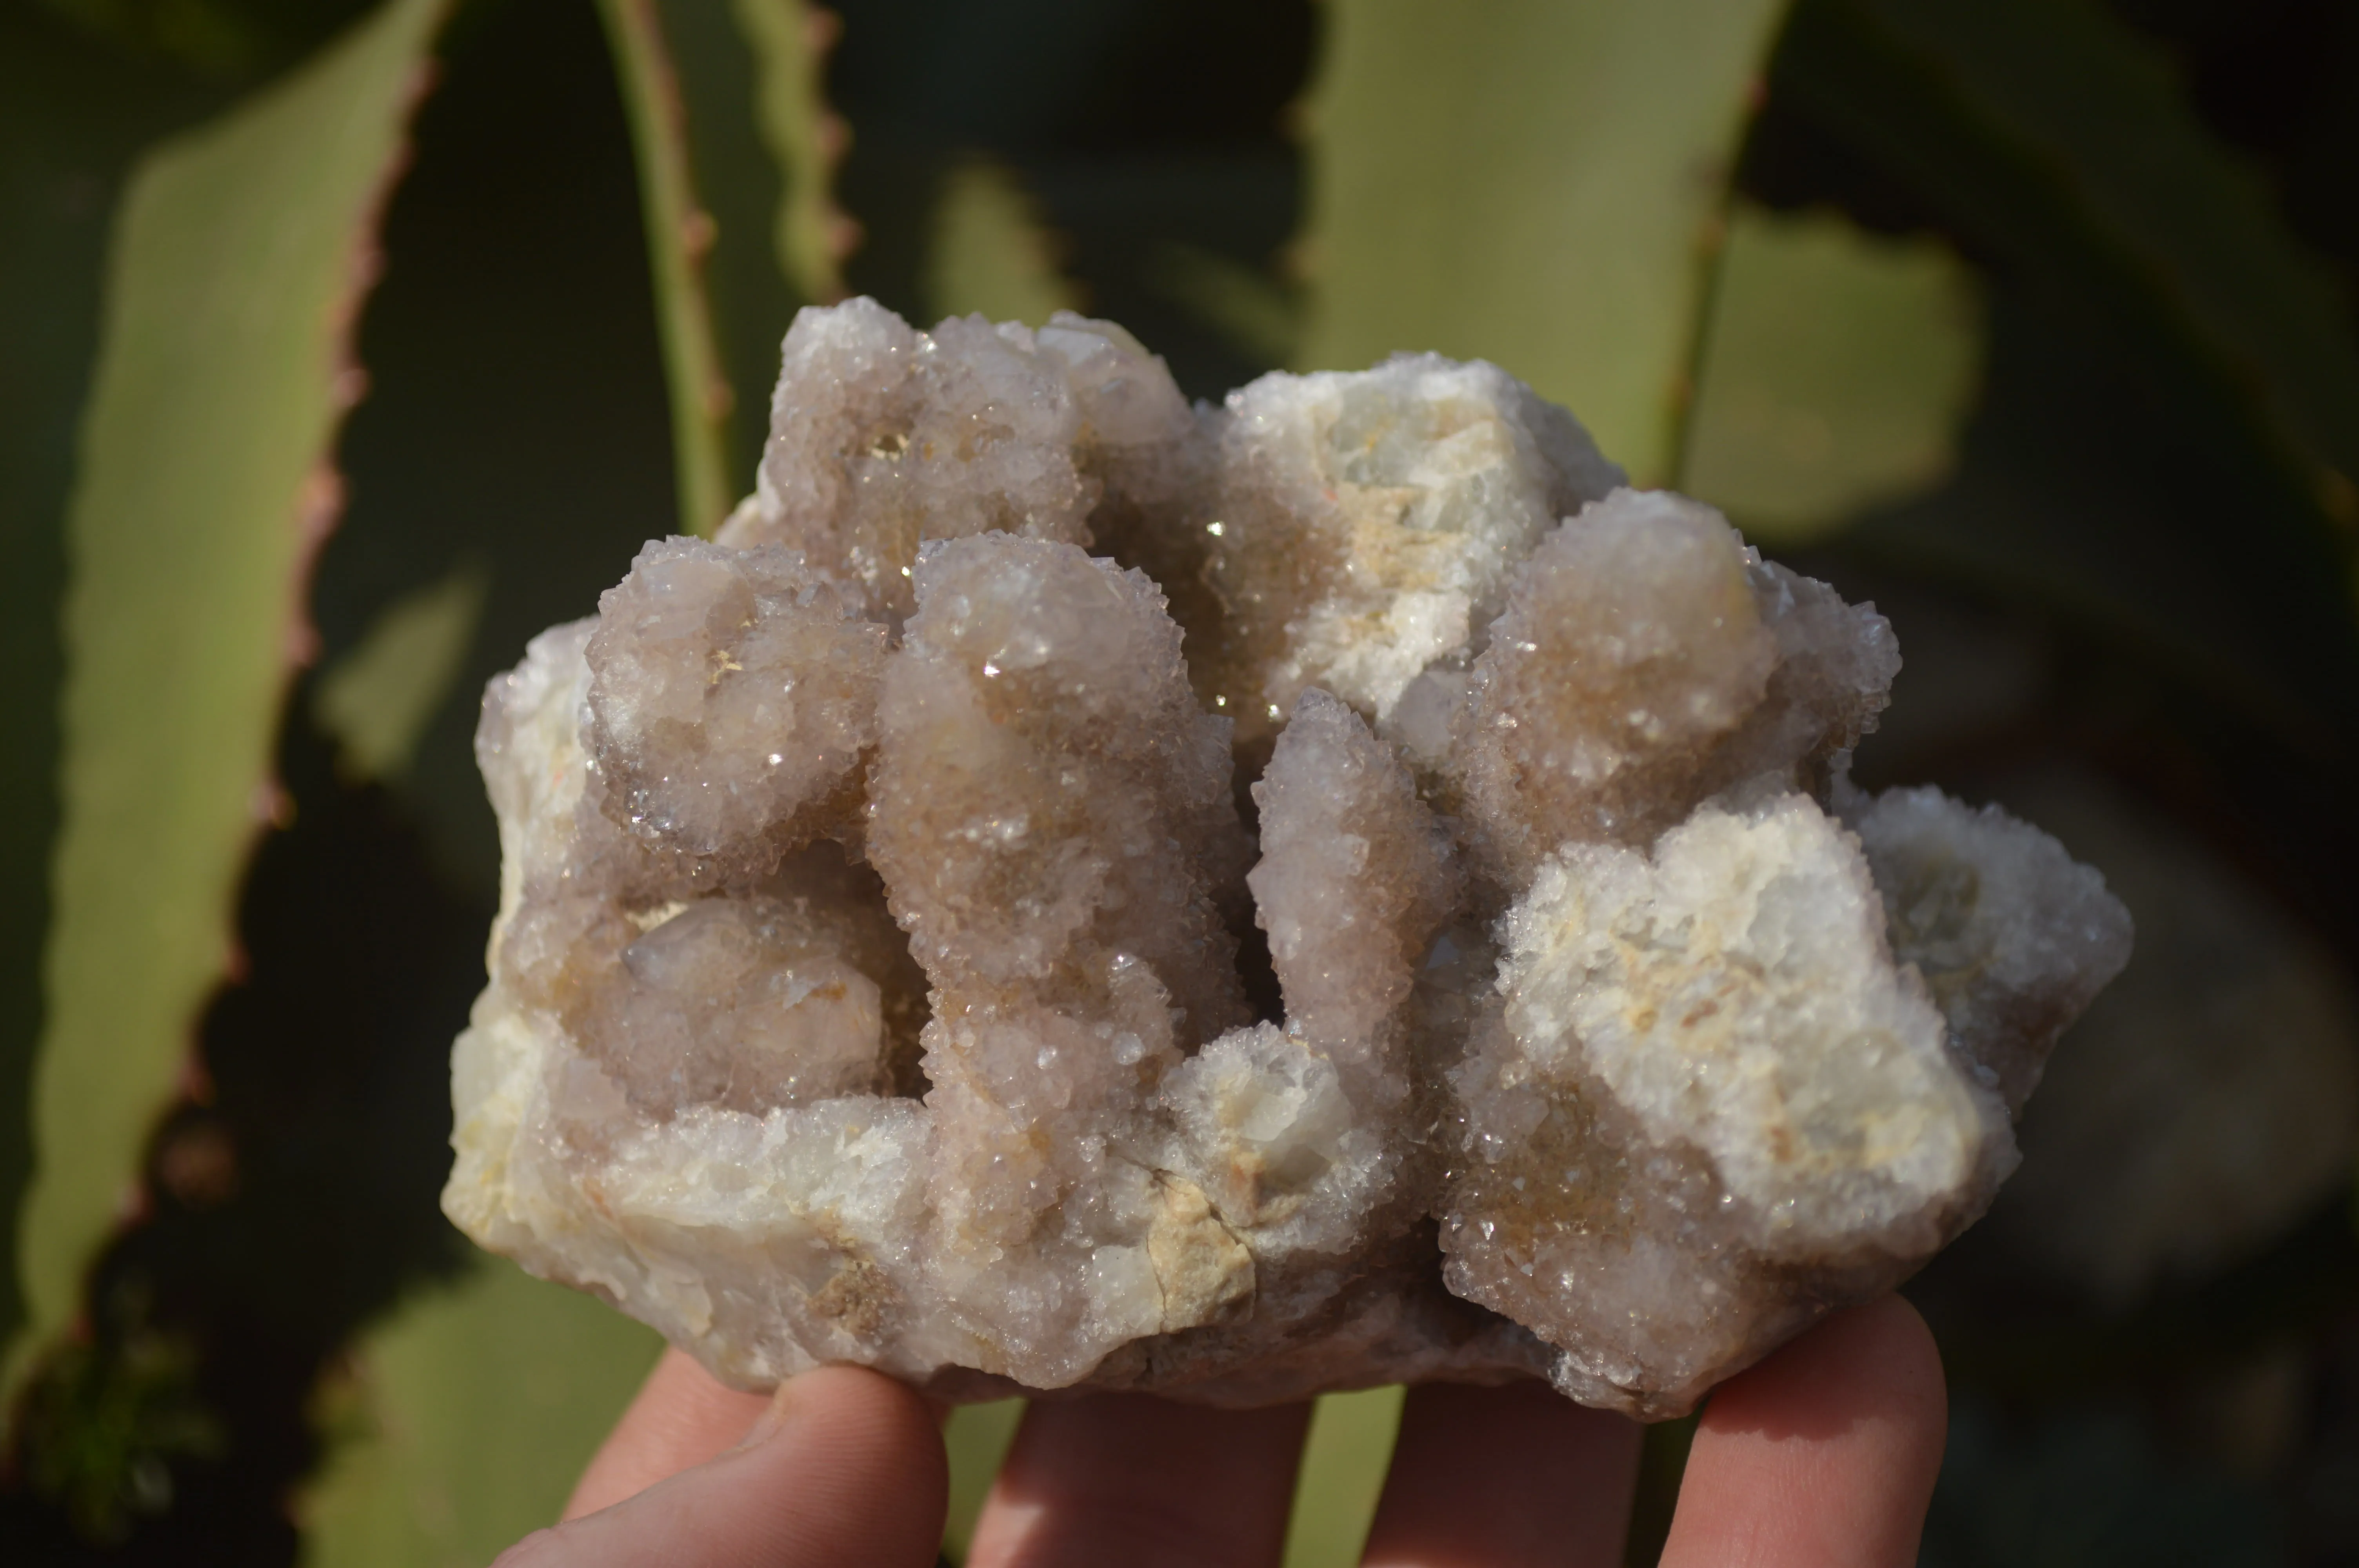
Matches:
[495,1365,947,1568]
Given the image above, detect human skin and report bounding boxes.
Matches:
[493,1294,1946,1568]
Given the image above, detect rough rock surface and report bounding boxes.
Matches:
[718,299,1198,626]
[1184,354,1625,765]
[444,299,2132,1418]
[1441,792,2010,1414]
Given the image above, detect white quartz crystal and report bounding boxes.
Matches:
[1186,355,1625,763]
[444,300,2130,1416]
[1843,782,2135,1112]
[1440,792,2013,1415]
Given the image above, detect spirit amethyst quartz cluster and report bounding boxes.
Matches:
[442,300,2132,1418]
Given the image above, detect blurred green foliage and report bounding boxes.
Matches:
[2,0,2357,1563]
[31,0,374,82]
[939,1399,1021,1561]
[1298,0,1788,482]
[312,561,490,786]
[1682,203,1985,542]
[298,1260,660,1568]
[1281,1386,1403,1568]
[7,0,449,1400]
[16,1325,221,1545]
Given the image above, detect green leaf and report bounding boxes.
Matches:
[597,0,738,537]
[1282,1386,1403,1568]
[1783,0,2359,518]
[726,0,846,309]
[4,0,450,1408]
[312,558,489,784]
[942,1398,1025,1561]
[659,0,847,482]
[1768,0,2359,747]
[297,1258,663,1568]
[924,155,1083,327]
[597,0,842,530]
[15,1323,225,1543]
[28,0,381,84]
[301,0,692,910]
[1682,202,1984,546]
[0,0,231,1360]
[1143,241,1303,369]
[1297,0,1792,482]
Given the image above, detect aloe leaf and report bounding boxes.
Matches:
[298,1258,662,1568]
[925,156,1083,326]
[1297,0,1792,481]
[1282,1386,1404,1568]
[312,559,489,784]
[1768,0,2359,743]
[596,0,738,536]
[1682,202,1985,546]
[1143,242,1302,370]
[942,1398,1024,1561]
[3,0,451,1408]
[656,0,848,482]
[598,0,843,527]
[726,0,847,308]
[0,3,232,1359]
[1777,0,2359,526]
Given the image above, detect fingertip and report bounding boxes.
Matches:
[541,1362,948,1568]
[1659,1296,1947,1568]
[967,1394,1311,1568]
[774,1365,950,1563]
[567,1347,772,1518]
[1362,1379,1642,1568]
[766,1363,951,1519]
[1702,1293,1946,1446]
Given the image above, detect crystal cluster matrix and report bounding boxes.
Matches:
[443,299,2132,1417]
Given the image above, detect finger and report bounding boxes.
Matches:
[498,1364,947,1568]
[1359,1380,1641,1567]
[566,1347,774,1518]
[1658,1294,1947,1568]
[966,1393,1313,1568]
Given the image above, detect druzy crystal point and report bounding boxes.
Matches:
[443,301,2132,1418]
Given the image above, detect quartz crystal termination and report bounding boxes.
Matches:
[865,535,1256,1387]
[443,299,2133,1419]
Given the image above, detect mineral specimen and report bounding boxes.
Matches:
[443,300,2132,1419]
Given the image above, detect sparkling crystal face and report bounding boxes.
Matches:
[443,300,2132,1418]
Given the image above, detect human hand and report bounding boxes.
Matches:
[494,1293,1946,1568]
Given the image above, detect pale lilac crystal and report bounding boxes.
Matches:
[586,537,885,879]
[864,534,1252,1386]
[443,298,2128,1416]
[1449,489,1897,881]
[721,298,1199,626]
